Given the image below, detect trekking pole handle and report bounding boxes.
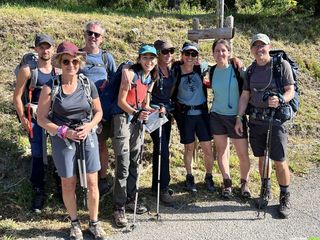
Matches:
[159,103,164,118]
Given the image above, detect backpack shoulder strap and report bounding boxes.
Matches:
[272,54,284,93]
[170,61,182,100]
[101,50,109,68]
[50,75,61,112]
[231,63,243,94]
[209,64,216,86]
[78,73,93,105]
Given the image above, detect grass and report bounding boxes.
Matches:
[0,4,319,239]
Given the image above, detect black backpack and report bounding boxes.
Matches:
[270,49,299,113]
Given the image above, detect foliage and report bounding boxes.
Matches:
[235,0,297,14]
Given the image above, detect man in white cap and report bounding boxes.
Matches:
[13,34,56,213]
[235,33,294,218]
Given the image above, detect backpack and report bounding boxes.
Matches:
[14,53,39,106]
[100,61,140,121]
[209,63,243,94]
[270,49,299,113]
[247,50,299,114]
[50,73,93,120]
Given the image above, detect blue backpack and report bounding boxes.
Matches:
[100,61,139,121]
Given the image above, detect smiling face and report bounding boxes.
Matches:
[251,40,271,64]
[84,23,104,51]
[181,50,198,66]
[158,48,174,66]
[35,42,54,62]
[139,53,157,74]
[60,53,81,76]
[213,42,230,66]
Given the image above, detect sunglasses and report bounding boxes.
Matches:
[161,48,175,55]
[86,30,102,38]
[62,59,80,66]
[184,51,198,57]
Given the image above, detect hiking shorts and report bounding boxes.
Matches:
[97,118,113,141]
[249,121,288,161]
[50,132,101,178]
[210,112,248,139]
[175,112,212,144]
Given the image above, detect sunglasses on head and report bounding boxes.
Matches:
[161,48,175,55]
[86,30,101,38]
[184,51,198,57]
[62,59,80,66]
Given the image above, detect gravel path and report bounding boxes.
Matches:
[22,168,320,240]
[108,168,320,240]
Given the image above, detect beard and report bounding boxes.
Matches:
[39,55,51,61]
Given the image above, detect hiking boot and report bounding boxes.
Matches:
[240,179,251,198]
[204,173,216,193]
[31,188,45,213]
[70,220,83,240]
[126,199,148,214]
[222,187,232,199]
[160,189,175,205]
[98,178,112,196]
[184,174,197,193]
[113,207,128,228]
[278,192,291,219]
[89,221,108,240]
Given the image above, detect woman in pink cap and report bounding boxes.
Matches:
[37,41,107,240]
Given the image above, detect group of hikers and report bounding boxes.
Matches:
[13,20,295,240]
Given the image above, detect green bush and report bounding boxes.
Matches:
[235,0,297,14]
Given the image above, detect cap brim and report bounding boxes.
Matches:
[182,46,199,52]
[52,51,86,68]
[139,51,157,56]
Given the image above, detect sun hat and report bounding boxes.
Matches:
[52,41,86,68]
[181,42,199,53]
[33,34,54,48]
[250,33,271,47]
[138,44,157,56]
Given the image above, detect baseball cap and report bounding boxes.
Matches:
[154,39,175,52]
[181,42,199,53]
[52,41,86,68]
[139,44,157,56]
[34,34,54,47]
[250,33,271,47]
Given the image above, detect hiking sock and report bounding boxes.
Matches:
[279,185,289,194]
[223,178,232,188]
[90,220,99,225]
[71,219,79,224]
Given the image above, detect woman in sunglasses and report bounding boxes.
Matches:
[171,42,215,194]
[37,41,107,240]
[112,44,158,228]
[209,39,251,199]
[149,39,176,205]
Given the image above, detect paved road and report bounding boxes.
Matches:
[108,168,320,240]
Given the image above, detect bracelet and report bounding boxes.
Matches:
[57,125,69,139]
[236,114,243,120]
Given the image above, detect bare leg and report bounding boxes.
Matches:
[184,143,194,174]
[232,138,250,181]
[199,140,213,173]
[61,176,78,220]
[274,161,290,186]
[214,135,230,179]
[87,172,99,221]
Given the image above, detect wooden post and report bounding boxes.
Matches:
[218,0,224,28]
[225,15,234,56]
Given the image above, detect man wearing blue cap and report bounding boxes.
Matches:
[235,33,294,218]
[13,34,56,213]
[112,44,158,227]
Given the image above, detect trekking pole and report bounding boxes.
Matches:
[156,104,164,221]
[42,129,48,165]
[257,109,275,218]
[77,140,88,209]
[131,120,146,230]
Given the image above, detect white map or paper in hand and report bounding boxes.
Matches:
[144,110,168,133]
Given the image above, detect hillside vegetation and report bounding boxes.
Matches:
[0,5,319,239]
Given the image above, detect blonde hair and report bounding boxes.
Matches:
[55,54,86,69]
